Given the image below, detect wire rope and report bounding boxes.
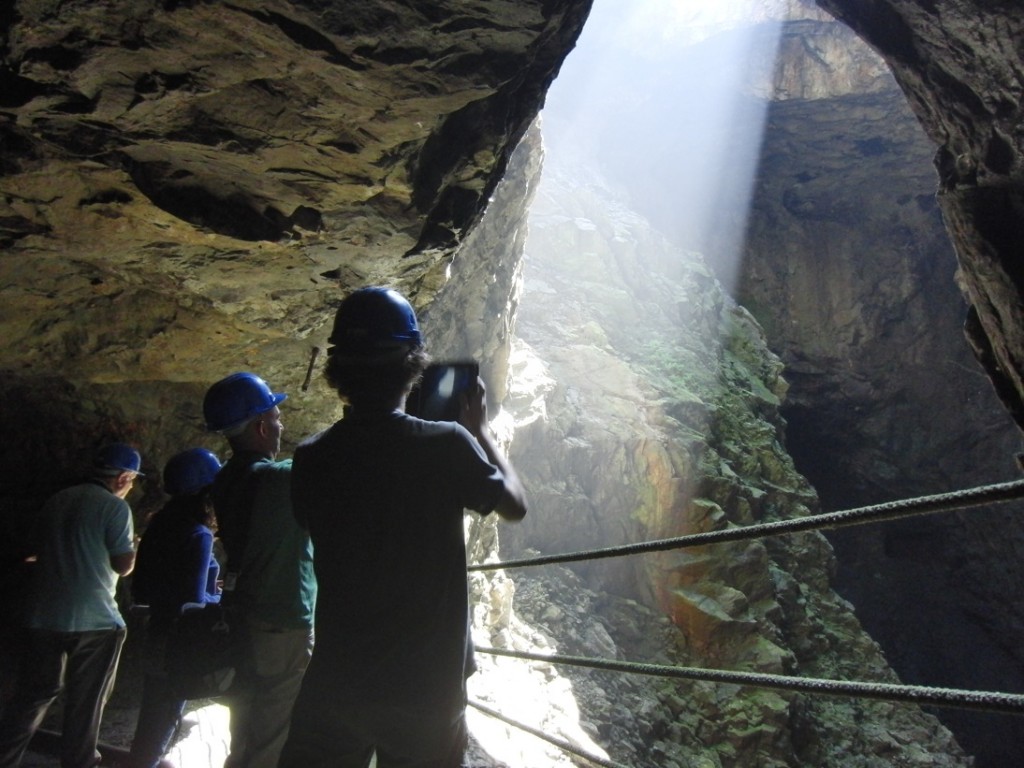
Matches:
[469,479,1024,572]
[468,700,632,768]
[476,646,1024,715]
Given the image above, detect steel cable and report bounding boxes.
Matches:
[469,479,1024,572]
[465,478,1024,767]
[476,646,1024,715]
[468,700,631,768]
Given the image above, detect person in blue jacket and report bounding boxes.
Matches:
[124,448,223,768]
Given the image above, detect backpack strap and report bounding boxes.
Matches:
[211,454,263,596]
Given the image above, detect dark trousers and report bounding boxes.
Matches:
[124,672,185,768]
[279,679,467,768]
[0,626,126,768]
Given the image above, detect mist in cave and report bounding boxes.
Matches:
[536,0,780,294]
[508,0,1024,766]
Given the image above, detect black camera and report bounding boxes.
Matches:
[405,361,479,422]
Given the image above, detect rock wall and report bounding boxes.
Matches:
[496,149,969,766]
[0,0,590,526]
[818,0,1024,434]
[525,4,1022,762]
[734,12,1024,765]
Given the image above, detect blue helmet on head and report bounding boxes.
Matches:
[328,287,422,361]
[93,442,144,477]
[203,372,287,433]
[163,448,222,497]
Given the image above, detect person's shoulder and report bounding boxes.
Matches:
[404,414,462,438]
[435,419,481,450]
[63,480,129,510]
[298,425,333,448]
[187,522,215,541]
[254,456,292,473]
[248,457,292,496]
[293,423,345,463]
[298,422,347,450]
[403,417,483,457]
[50,479,98,498]
[38,484,77,519]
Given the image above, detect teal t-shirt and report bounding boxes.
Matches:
[28,480,135,631]
[212,454,317,628]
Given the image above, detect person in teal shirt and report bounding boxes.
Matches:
[203,373,317,768]
[0,442,140,768]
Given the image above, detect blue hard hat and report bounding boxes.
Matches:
[93,442,144,476]
[328,287,422,358]
[163,448,222,496]
[203,372,287,433]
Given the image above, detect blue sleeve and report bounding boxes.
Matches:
[185,527,220,604]
[205,551,222,604]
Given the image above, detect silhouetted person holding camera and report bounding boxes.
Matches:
[278,287,527,768]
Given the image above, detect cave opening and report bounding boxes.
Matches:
[508,0,1024,765]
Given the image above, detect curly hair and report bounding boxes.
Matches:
[324,346,430,409]
[156,487,217,531]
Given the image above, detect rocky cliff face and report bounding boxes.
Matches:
[495,150,968,766]
[527,4,1022,762]
[818,0,1024,435]
[733,13,1024,765]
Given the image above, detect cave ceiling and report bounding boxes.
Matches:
[1,0,1022,470]
[0,0,591,398]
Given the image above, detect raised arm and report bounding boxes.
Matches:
[461,376,527,522]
